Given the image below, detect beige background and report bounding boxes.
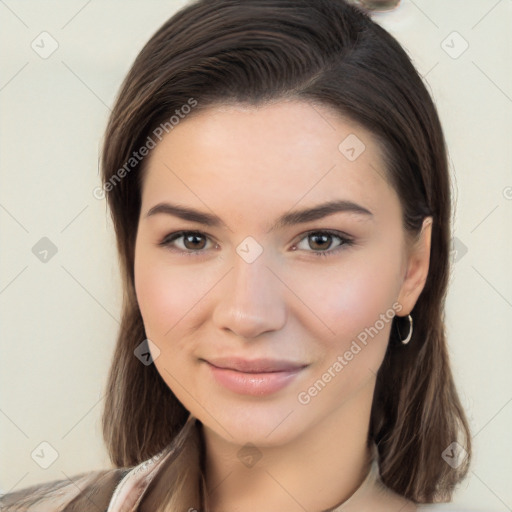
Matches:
[1,1,511,509]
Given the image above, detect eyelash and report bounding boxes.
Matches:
[157,230,354,258]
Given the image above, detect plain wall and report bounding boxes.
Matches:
[1,1,511,510]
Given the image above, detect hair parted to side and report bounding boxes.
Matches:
[1,0,471,509]
[104,0,472,503]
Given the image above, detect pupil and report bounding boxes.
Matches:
[311,233,330,250]
[185,234,205,250]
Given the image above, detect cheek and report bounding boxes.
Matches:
[333,267,398,330]
[134,248,193,340]
[299,261,402,401]
[290,248,403,366]
[303,259,401,332]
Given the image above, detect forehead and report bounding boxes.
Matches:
[140,100,397,223]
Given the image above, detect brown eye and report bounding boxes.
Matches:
[308,233,335,251]
[293,230,354,258]
[182,233,207,250]
[159,231,214,254]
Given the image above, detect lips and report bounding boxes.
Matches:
[204,356,307,373]
[202,357,308,396]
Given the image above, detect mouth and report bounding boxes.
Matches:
[201,357,309,396]
[204,356,307,373]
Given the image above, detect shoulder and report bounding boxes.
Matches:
[370,480,486,512]
[416,504,489,511]
[0,467,129,511]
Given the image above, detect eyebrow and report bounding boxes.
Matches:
[144,199,373,232]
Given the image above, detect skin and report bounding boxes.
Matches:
[134,100,431,512]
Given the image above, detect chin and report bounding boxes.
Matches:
[195,395,316,449]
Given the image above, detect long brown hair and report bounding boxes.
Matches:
[1,0,471,509]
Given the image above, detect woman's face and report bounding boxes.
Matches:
[134,100,430,447]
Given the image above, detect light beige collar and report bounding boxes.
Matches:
[107,416,395,512]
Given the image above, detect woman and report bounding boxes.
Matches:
[0,0,476,510]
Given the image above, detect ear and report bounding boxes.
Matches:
[396,217,433,315]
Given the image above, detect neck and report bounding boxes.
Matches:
[202,378,376,512]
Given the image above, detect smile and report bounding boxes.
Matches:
[203,357,308,396]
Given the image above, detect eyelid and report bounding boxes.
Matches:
[158,229,355,257]
[293,229,354,245]
[292,229,354,257]
[159,230,218,253]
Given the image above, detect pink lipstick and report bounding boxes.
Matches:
[203,357,307,396]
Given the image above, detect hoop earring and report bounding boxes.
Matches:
[397,314,413,345]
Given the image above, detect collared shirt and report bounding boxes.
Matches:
[0,415,484,512]
[105,417,477,512]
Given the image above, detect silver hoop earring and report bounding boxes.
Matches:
[397,314,413,345]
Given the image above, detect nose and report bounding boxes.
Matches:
[211,250,287,339]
